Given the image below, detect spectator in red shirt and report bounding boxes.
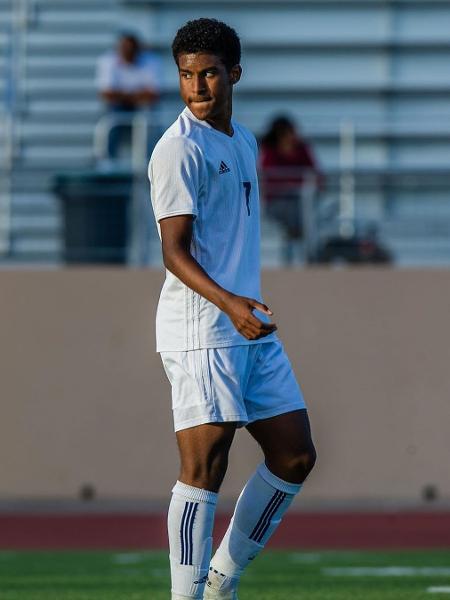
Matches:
[259,115,323,264]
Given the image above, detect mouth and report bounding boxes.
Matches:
[190,98,212,104]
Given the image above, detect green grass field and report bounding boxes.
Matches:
[1,549,450,599]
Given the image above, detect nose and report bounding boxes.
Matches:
[191,74,207,96]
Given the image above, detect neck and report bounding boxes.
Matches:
[206,99,233,136]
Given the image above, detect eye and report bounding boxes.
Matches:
[181,72,192,79]
[205,70,216,78]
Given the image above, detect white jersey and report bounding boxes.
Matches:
[96,50,162,93]
[148,107,276,352]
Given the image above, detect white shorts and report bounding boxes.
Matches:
[160,340,306,432]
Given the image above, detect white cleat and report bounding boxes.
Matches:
[203,567,239,600]
[203,586,238,600]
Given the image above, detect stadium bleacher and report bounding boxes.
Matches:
[2,0,450,265]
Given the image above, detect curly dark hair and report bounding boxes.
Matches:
[172,18,241,71]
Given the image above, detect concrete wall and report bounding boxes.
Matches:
[1,269,449,508]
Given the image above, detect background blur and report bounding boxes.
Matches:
[1,0,450,544]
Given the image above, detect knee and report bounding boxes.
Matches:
[280,443,317,484]
[292,443,317,480]
[180,452,229,493]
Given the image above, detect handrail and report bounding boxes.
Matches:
[0,0,35,257]
[93,111,160,172]
[339,119,356,237]
[0,8,14,257]
[91,112,450,266]
[0,111,14,255]
[93,110,160,265]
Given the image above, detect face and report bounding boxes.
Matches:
[177,52,241,122]
[119,37,138,63]
[279,126,297,145]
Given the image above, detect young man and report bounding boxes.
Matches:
[148,18,316,600]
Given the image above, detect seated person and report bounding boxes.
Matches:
[96,32,162,159]
[259,115,324,264]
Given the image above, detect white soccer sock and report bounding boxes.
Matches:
[208,463,302,590]
[168,481,218,599]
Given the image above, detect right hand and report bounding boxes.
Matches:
[222,293,277,340]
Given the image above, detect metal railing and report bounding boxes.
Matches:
[93,111,161,265]
[89,111,450,267]
[93,112,154,172]
[0,111,14,255]
[0,0,36,257]
[3,93,450,266]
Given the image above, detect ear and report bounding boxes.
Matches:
[229,64,242,85]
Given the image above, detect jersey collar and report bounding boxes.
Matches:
[183,107,236,139]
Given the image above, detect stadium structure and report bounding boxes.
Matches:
[1,0,450,266]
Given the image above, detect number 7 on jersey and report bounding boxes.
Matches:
[243,181,251,216]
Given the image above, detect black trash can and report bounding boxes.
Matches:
[53,171,133,264]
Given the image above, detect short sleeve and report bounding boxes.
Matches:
[95,53,116,91]
[140,53,163,92]
[148,137,203,222]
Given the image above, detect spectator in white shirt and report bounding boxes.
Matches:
[96,32,162,159]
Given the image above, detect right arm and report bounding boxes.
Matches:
[160,215,277,341]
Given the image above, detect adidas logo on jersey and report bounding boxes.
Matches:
[219,161,230,174]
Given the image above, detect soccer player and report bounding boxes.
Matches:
[148,18,316,600]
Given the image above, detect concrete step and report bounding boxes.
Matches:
[27,99,101,118]
[386,238,450,265]
[26,31,114,50]
[34,8,117,28]
[21,122,94,143]
[12,192,60,214]
[23,56,98,79]
[19,147,94,166]
[381,220,450,237]
[36,0,115,5]
[11,213,61,234]
[25,76,97,94]
[11,236,62,254]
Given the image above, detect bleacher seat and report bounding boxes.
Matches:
[1,0,450,265]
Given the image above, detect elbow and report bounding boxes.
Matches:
[162,246,174,271]
[162,245,184,274]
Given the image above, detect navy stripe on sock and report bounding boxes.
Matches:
[251,491,283,542]
[249,490,287,543]
[183,503,194,565]
[180,502,190,565]
[187,503,199,565]
[249,490,281,541]
[254,492,286,543]
[180,501,199,566]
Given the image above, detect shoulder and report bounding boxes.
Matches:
[97,51,117,68]
[149,127,205,181]
[153,113,204,157]
[234,121,258,157]
[152,133,201,161]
